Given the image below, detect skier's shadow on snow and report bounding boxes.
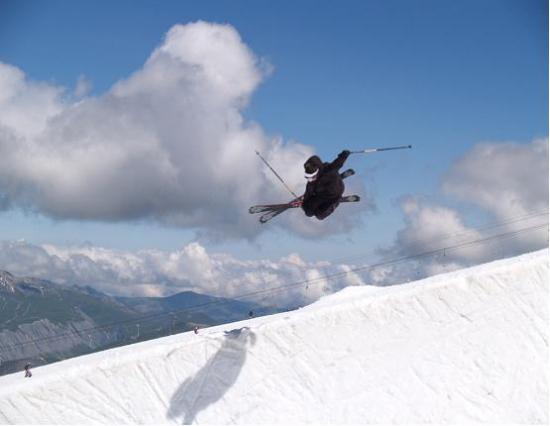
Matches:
[167,327,256,425]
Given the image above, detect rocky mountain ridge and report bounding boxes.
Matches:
[0,270,270,376]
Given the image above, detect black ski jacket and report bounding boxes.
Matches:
[303,150,349,204]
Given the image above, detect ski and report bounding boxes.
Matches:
[259,195,360,224]
[340,194,360,202]
[340,168,356,180]
[258,208,288,224]
[249,200,301,214]
[249,169,355,214]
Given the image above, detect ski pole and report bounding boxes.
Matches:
[350,144,412,154]
[255,150,299,199]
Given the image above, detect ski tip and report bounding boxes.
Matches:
[341,169,355,179]
[342,194,360,202]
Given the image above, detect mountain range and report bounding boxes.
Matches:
[0,270,272,376]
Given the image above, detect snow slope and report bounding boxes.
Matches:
[0,249,548,424]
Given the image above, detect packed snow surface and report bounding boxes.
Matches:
[0,249,548,424]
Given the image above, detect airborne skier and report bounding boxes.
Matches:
[249,144,411,223]
[302,150,350,220]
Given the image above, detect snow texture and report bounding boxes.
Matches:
[0,249,548,424]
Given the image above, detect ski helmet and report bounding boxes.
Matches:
[304,155,322,181]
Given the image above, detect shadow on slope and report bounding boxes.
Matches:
[167,327,256,424]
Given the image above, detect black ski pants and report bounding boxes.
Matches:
[302,196,340,220]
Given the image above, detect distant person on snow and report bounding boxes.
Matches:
[302,150,350,220]
[24,363,32,378]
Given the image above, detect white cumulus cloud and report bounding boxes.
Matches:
[379,138,549,279]
[0,240,376,308]
[443,138,548,220]
[0,21,368,240]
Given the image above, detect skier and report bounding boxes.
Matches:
[250,144,410,223]
[24,363,32,378]
[302,150,350,220]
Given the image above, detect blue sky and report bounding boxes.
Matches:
[0,0,547,267]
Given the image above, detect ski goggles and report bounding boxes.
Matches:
[304,169,319,182]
